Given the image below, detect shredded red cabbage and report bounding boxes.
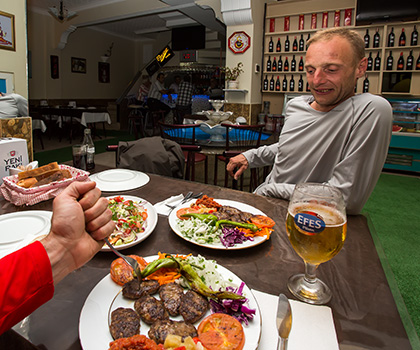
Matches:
[209,282,256,325]
[220,227,253,248]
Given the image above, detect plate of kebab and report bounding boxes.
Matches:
[79,253,261,350]
[168,195,275,250]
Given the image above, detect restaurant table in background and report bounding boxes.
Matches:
[0,168,414,350]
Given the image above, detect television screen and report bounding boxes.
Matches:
[356,0,420,24]
[171,25,206,51]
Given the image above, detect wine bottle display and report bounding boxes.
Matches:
[386,51,393,70]
[367,52,373,71]
[263,76,268,90]
[270,76,275,91]
[267,56,272,71]
[416,53,420,70]
[388,27,395,47]
[374,52,381,71]
[299,56,304,71]
[407,50,414,70]
[285,36,290,51]
[289,75,295,91]
[276,38,281,52]
[293,36,298,51]
[282,76,287,91]
[291,55,296,71]
[272,57,277,72]
[284,57,289,71]
[298,75,304,92]
[399,28,406,46]
[373,29,380,48]
[299,34,304,51]
[397,52,404,70]
[276,76,281,91]
[411,25,418,46]
[278,57,283,71]
[269,37,274,52]
[363,75,369,93]
[364,29,370,48]
[306,33,311,50]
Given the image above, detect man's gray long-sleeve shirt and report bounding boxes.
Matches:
[243,94,393,214]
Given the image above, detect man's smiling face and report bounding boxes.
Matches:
[305,36,366,112]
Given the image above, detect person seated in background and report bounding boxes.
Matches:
[226,27,393,215]
[169,75,181,95]
[137,75,151,106]
[147,72,171,117]
[0,181,114,334]
[175,75,194,124]
[0,92,28,118]
[206,78,224,100]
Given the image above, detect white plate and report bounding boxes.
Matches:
[101,195,158,251]
[168,199,270,250]
[90,169,150,192]
[0,211,52,258]
[79,255,261,350]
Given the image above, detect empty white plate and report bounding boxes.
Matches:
[90,169,150,192]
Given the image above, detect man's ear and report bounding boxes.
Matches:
[356,57,368,79]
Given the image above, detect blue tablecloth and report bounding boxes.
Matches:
[164,128,271,141]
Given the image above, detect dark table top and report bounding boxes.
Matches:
[0,169,413,350]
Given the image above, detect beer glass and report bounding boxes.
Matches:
[286,183,347,304]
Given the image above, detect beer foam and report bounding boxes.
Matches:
[289,202,346,226]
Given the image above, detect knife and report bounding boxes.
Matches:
[276,293,292,350]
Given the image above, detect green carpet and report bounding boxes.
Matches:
[363,173,420,347]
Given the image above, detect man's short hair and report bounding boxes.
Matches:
[307,28,365,65]
[157,72,165,79]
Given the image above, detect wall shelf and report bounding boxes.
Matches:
[223,89,248,93]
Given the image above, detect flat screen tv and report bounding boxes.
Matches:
[356,0,420,24]
[171,25,206,51]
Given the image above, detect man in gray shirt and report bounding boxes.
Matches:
[227,28,393,214]
[0,93,28,117]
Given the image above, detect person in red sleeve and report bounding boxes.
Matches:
[0,181,115,335]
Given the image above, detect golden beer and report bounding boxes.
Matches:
[286,202,347,265]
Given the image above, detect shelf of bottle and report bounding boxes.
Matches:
[265,28,320,36]
[365,47,383,51]
[393,110,420,115]
[383,69,420,73]
[365,70,381,73]
[223,89,248,93]
[384,45,419,50]
[264,71,305,74]
[262,90,308,93]
[265,51,306,55]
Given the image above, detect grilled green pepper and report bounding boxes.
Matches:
[181,213,259,232]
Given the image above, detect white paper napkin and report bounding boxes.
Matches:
[252,289,339,350]
[153,194,184,216]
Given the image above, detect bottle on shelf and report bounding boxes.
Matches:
[282,75,288,91]
[284,57,289,71]
[373,29,380,48]
[299,34,304,51]
[411,25,418,46]
[268,37,274,52]
[388,27,395,47]
[270,76,275,91]
[83,128,95,170]
[362,75,369,93]
[306,33,311,50]
[298,75,304,92]
[386,51,393,70]
[278,56,283,71]
[298,56,304,71]
[306,81,310,92]
[374,52,381,71]
[276,38,281,52]
[397,52,404,70]
[292,36,298,51]
[291,55,296,71]
[407,50,414,70]
[399,28,406,46]
[289,75,295,91]
[416,53,420,70]
[267,56,272,72]
[285,35,290,52]
[364,29,370,48]
[275,76,281,91]
[263,75,269,91]
[367,52,373,71]
[272,57,277,72]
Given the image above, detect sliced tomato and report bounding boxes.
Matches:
[198,313,245,350]
[250,215,276,228]
[110,255,148,286]
[176,207,202,220]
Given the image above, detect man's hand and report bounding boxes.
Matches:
[226,154,249,180]
[41,181,114,284]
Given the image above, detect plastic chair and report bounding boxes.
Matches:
[158,121,208,183]
[214,123,264,191]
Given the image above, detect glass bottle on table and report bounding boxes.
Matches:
[83,128,95,170]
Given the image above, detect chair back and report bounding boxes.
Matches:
[158,121,200,146]
[221,123,264,151]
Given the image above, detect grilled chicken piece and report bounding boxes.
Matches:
[122,279,160,300]
[134,294,169,325]
[159,282,184,316]
[109,307,140,340]
[179,290,209,323]
[148,319,197,344]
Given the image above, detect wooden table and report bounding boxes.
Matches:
[0,170,414,349]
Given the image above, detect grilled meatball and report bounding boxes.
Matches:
[134,294,169,325]
[159,282,184,316]
[215,206,253,223]
[109,307,140,340]
[122,279,160,300]
[179,290,209,323]
[148,319,197,344]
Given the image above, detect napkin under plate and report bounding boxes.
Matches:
[154,194,184,216]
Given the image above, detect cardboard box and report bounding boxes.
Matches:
[0,138,29,183]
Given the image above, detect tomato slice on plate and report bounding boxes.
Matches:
[176,207,202,220]
[198,313,245,350]
[110,255,148,286]
[250,215,275,228]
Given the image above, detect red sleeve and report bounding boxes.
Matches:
[0,241,54,335]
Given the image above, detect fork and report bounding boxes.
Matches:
[104,238,142,283]
[165,192,203,209]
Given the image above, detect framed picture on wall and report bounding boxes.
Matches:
[98,62,110,83]
[50,55,59,79]
[71,57,86,73]
[0,11,16,51]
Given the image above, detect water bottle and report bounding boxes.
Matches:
[83,128,95,170]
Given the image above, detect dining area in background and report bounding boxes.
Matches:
[0,162,414,350]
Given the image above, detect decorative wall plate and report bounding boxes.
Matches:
[228,31,251,54]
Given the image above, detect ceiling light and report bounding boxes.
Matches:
[48,0,77,22]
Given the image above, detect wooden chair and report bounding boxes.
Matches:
[214,123,264,191]
[158,121,208,183]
